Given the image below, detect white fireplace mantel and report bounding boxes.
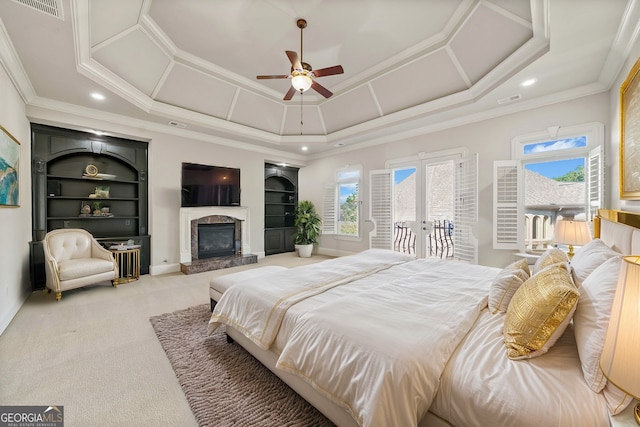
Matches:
[179,206,250,263]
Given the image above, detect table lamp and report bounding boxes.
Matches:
[554,219,592,259]
[600,255,640,424]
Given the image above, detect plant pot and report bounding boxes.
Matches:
[296,244,313,258]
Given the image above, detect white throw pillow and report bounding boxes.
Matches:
[572,255,622,393]
[570,239,619,286]
[488,266,529,314]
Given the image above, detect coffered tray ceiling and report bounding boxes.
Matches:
[0,0,638,157]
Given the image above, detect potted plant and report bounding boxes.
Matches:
[294,200,322,257]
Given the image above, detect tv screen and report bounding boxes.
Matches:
[181,162,240,207]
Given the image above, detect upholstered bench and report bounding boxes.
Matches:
[210,266,288,311]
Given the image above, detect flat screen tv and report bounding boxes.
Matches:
[181,162,240,207]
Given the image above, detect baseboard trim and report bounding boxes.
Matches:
[0,291,29,336]
[316,247,356,258]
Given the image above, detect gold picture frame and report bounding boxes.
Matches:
[620,57,640,199]
[0,125,20,207]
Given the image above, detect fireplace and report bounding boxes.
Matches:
[179,206,257,274]
[197,223,236,259]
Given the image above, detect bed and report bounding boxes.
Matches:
[208,209,640,427]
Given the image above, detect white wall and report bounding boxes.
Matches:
[301,92,611,268]
[0,64,32,335]
[21,107,306,275]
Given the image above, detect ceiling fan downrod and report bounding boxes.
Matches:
[297,19,307,65]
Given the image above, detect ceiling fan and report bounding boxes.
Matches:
[257,18,344,100]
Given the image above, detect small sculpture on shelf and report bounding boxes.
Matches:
[80,202,91,216]
[95,186,110,198]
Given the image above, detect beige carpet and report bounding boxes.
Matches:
[150,304,334,427]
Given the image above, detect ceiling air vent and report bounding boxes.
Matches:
[168,121,187,129]
[11,0,63,19]
[497,94,522,105]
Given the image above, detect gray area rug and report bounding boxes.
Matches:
[150,304,334,427]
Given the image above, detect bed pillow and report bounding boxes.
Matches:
[504,262,579,360]
[488,261,530,314]
[532,247,569,274]
[573,256,622,393]
[570,238,620,286]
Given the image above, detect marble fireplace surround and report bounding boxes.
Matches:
[179,206,251,264]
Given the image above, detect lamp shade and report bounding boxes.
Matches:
[600,255,640,400]
[554,219,592,246]
[291,74,312,92]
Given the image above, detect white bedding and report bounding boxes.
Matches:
[209,250,500,427]
[276,259,498,427]
[430,309,611,426]
[208,249,415,349]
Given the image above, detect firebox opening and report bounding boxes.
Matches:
[198,223,236,259]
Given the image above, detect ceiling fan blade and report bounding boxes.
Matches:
[286,50,302,70]
[257,75,290,79]
[312,65,344,78]
[311,80,333,98]
[283,85,297,101]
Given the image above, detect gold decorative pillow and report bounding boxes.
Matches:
[488,263,529,314]
[532,248,569,274]
[504,262,579,360]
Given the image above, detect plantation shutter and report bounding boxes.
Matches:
[369,169,393,250]
[493,160,522,250]
[322,183,337,235]
[587,146,602,221]
[453,154,478,264]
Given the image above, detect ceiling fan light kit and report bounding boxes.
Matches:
[256,18,344,100]
[291,72,312,92]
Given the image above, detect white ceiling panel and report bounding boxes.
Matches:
[92,28,171,96]
[320,86,380,133]
[231,91,285,134]
[489,0,532,22]
[372,49,469,115]
[283,105,324,135]
[450,4,532,84]
[90,0,143,46]
[155,63,237,118]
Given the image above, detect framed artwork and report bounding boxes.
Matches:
[0,125,20,207]
[620,57,640,199]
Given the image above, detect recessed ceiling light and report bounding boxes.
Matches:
[90,92,105,100]
[301,146,308,151]
[521,78,537,87]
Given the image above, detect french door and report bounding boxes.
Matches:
[370,152,478,263]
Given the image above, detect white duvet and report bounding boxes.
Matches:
[276,258,497,427]
[208,250,499,427]
[208,249,415,349]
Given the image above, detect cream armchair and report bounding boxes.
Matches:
[43,228,119,301]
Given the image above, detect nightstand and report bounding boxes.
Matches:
[610,402,638,426]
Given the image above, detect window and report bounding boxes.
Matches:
[493,122,603,250]
[323,166,361,238]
